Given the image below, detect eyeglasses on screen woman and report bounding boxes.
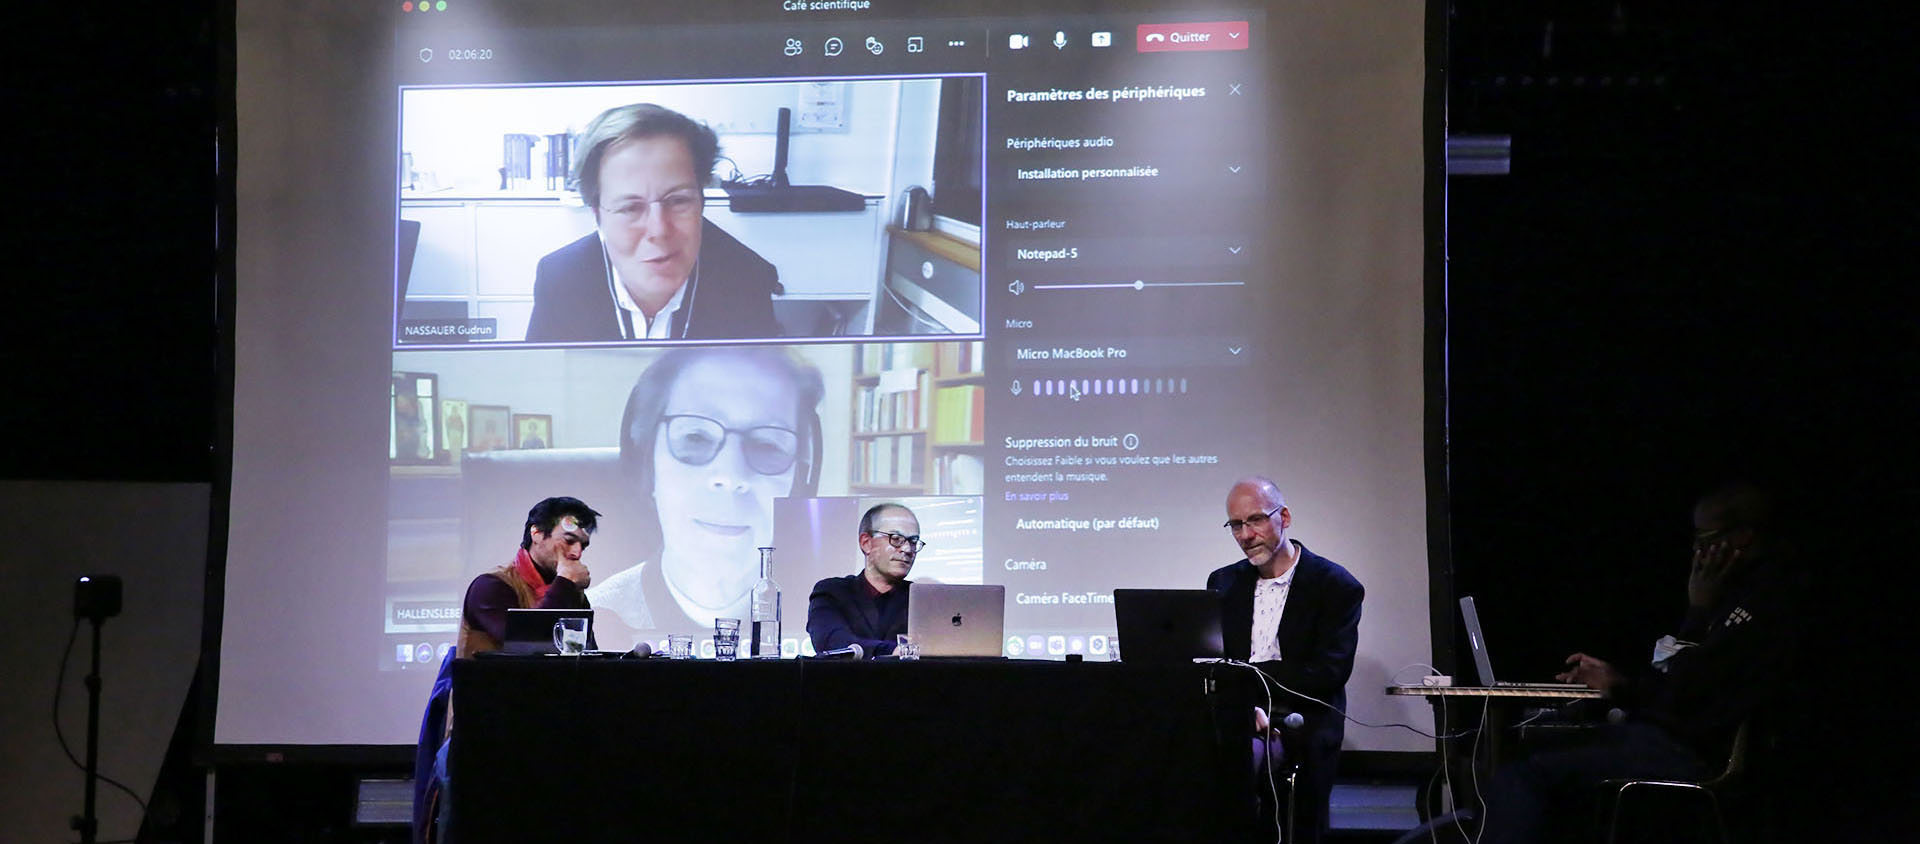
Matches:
[661,414,799,475]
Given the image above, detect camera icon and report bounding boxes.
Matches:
[1008,33,1030,50]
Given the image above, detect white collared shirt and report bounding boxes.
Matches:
[1249,552,1297,663]
[610,266,689,340]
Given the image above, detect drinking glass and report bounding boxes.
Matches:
[713,618,742,661]
[551,617,588,655]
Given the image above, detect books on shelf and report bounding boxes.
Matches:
[851,342,985,492]
[932,384,985,444]
[854,369,932,432]
[857,343,937,376]
[859,341,984,379]
[935,453,985,494]
[934,340,987,378]
[851,434,925,487]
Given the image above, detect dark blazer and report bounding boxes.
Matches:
[806,574,911,657]
[524,220,782,342]
[1208,542,1362,843]
[1205,542,1365,748]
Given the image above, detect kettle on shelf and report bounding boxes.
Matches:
[896,185,933,231]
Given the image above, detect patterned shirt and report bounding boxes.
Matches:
[1249,553,1297,663]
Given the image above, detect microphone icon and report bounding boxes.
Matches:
[1053,31,1067,49]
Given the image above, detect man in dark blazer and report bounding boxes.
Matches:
[1206,476,1365,844]
[806,503,921,657]
[524,103,782,343]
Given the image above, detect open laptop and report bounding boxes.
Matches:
[1458,596,1585,689]
[906,584,1005,658]
[1113,589,1225,664]
[502,607,595,655]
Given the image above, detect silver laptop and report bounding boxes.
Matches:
[907,584,1006,658]
[1458,596,1584,689]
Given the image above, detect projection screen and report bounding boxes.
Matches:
[222,0,1434,752]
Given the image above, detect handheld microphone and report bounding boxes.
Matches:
[1281,711,1305,730]
[812,643,866,659]
[624,641,655,659]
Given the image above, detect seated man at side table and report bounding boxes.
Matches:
[1476,483,1799,844]
[1208,476,1365,844]
[806,503,921,658]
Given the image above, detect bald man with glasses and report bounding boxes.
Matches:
[806,503,925,658]
[1207,476,1364,844]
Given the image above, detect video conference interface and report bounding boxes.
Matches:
[383,5,1301,667]
[222,0,1428,748]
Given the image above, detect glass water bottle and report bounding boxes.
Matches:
[749,546,781,658]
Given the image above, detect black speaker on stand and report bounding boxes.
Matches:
[70,574,122,844]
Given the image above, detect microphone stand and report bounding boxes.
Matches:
[72,614,106,844]
[68,572,121,844]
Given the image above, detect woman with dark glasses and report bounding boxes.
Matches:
[587,347,824,635]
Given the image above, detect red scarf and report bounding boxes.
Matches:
[512,548,552,602]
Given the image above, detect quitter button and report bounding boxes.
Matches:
[1136,21,1249,52]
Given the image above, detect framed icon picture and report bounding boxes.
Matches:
[512,413,553,449]
[468,404,511,453]
[440,399,469,462]
[389,372,439,465]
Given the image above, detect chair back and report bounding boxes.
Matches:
[411,647,458,844]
